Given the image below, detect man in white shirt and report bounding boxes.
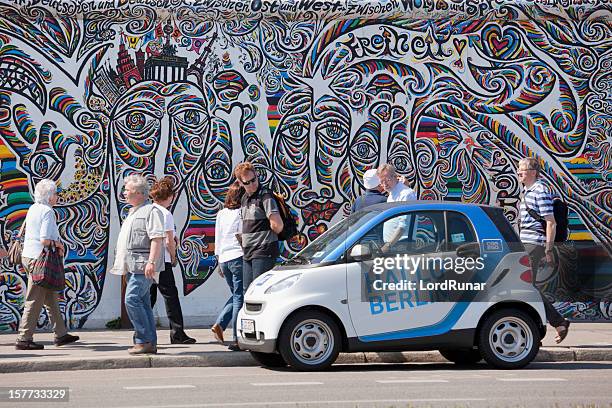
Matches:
[377,164,417,252]
[112,174,165,355]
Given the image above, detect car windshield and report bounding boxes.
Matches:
[288,209,381,265]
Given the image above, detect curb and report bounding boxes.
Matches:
[1,348,611,374]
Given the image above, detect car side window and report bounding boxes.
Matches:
[412,214,439,251]
[446,211,477,251]
[356,211,445,256]
[353,212,413,256]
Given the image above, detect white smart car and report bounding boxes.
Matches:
[238,202,547,371]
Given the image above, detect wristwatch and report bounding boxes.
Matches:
[147,260,156,265]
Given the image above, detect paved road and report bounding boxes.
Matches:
[1,362,611,408]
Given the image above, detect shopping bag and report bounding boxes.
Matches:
[31,243,65,291]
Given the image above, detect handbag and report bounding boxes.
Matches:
[8,221,26,266]
[31,242,65,291]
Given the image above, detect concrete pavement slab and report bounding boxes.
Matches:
[0,323,610,373]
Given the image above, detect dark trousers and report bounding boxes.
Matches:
[524,243,566,327]
[243,256,276,294]
[150,262,187,340]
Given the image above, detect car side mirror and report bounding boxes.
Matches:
[456,242,480,259]
[349,244,372,261]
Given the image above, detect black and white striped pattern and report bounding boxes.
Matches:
[519,180,553,246]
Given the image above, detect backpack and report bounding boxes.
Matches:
[271,191,298,241]
[527,198,569,242]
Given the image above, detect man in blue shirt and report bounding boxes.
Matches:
[351,169,387,213]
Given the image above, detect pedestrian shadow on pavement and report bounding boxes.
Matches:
[0,353,70,358]
[67,344,131,352]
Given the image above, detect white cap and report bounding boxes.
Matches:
[363,169,380,190]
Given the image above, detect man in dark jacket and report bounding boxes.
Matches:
[351,169,387,213]
[235,162,283,293]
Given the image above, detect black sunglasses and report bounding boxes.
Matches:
[241,176,257,186]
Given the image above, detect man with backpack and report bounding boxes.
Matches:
[234,162,284,293]
[517,157,570,343]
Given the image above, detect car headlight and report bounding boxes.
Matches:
[264,274,301,294]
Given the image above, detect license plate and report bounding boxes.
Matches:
[241,319,255,334]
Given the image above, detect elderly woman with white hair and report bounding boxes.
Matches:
[15,179,79,350]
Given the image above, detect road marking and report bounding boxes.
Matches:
[251,382,323,386]
[123,385,197,390]
[497,378,567,382]
[377,379,449,383]
[118,398,488,408]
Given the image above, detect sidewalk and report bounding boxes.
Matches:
[1,323,611,373]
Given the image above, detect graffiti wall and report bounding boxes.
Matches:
[0,0,611,330]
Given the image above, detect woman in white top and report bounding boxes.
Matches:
[212,182,244,351]
[16,179,79,350]
[149,177,195,344]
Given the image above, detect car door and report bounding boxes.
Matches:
[346,210,456,342]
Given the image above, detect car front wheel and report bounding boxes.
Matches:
[478,308,540,369]
[278,310,341,371]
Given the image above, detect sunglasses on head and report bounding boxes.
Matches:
[241,176,257,186]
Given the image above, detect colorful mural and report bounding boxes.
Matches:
[0,0,611,331]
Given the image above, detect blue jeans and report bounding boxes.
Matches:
[215,257,244,343]
[125,273,157,345]
[243,256,276,294]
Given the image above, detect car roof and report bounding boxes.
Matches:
[362,200,502,212]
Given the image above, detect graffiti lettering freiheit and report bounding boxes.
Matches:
[0,0,611,331]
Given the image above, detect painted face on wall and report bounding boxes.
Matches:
[0,38,108,331]
[272,56,415,247]
[106,80,219,290]
[109,81,210,216]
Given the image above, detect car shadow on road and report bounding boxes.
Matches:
[261,361,612,372]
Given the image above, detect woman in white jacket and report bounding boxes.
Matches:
[212,182,244,351]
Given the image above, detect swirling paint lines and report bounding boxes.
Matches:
[350,59,414,78]
[0,272,24,331]
[0,95,31,233]
[517,20,594,80]
[387,116,415,179]
[467,64,556,114]
[456,151,489,203]
[274,116,310,173]
[64,267,99,319]
[468,64,523,95]
[511,105,585,157]
[39,12,81,57]
[50,89,81,120]
[550,79,579,133]
[13,105,37,144]
[306,19,362,75]
[0,45,50,111]
[212,70,248,103]
[56,200,109,253]
[0,5,64,63]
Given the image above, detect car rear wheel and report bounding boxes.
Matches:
[478,308,540,369]
[278,310,341,371]
[249,351,287,368]
[439,348,482,365]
